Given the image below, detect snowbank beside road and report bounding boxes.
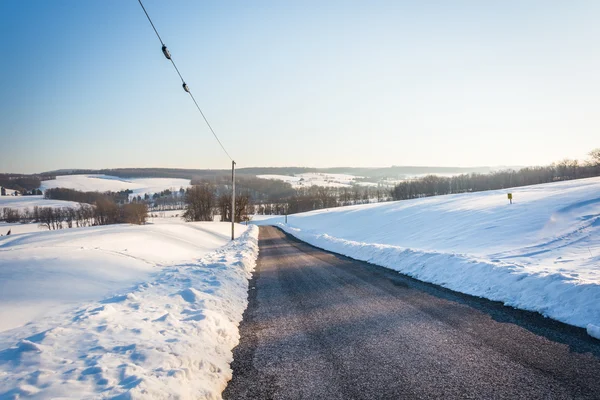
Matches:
[256,177,600,336]
[275,224,600,330]
[588,324,600,340]
[0,224,258,399]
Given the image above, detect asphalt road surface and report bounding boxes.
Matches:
[223,226,600,399]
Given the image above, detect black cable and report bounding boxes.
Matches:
[169,59,185,84]
[136,0,234,162]
[188,92,233,160]
[137,0,164,45]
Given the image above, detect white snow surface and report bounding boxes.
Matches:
[0,221,258,399]
[0,222,43,236]
[0,195,79,211]
[255,177,600,333]
[257,172,359,188]
[40,175,191,197]
[588,324,600,340]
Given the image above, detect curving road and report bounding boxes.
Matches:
[223,226,600,399]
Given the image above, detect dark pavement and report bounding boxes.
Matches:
[223,226,600,399]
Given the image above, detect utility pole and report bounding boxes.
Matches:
[231,160,236,240]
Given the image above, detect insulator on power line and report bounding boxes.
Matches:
[162,45,171,60]
[182,82,190,93]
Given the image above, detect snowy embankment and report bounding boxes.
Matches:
[0,221,259,399]
[255,177,600,338]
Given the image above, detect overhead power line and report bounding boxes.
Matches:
[136,0,233,162]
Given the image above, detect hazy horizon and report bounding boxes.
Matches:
[7,163,528,176]
[2,0,598,174]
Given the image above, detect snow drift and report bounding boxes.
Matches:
[0,222,259,399]
[0,220,241,332]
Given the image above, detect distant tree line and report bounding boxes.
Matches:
[40,166,499,181]
[284,185,387,214]
[185,177,388,219]
[44,188,118,204]
[191,175,296,203]
[41,167,319,180]
[0,174,53,193]
[251,184,390,216]
[187,180,389,217]
[391,149,600,201]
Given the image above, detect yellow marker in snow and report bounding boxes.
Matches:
[507,193,513,204]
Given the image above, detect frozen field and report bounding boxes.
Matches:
[255,177,600,337]
[257,172,360,188]
[0,219,258,398]
[0,222,45,236]
[40,174,191,197]
[0,195,79,211]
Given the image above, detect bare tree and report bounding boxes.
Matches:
[218,193,232,222]
[589,148,600,166]
[121,203,148,224]
[183,185,216,222]
[95,198,119,225]
[218,192,251,222]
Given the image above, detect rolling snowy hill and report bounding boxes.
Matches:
[40,174,191,197]
[0,220,258,398]
[0,195,79,211]
[255,177,600,337]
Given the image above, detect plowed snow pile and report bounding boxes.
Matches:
[0,220,258,399]
[256,177,600,337]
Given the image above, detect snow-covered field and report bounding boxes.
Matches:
[0,218,258,398]
[255,177,600,338]
[41,175,191,197]
[0,222,41,236]
[257,172,360,188]
[0,195,79,211]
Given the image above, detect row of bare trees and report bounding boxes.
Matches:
[182,184,251,223]
[254,185,391,215]
[391,149,600,201]
[1,202,148,229]
[183,181,386,221]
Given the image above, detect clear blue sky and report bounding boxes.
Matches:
[1,0,599,173]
